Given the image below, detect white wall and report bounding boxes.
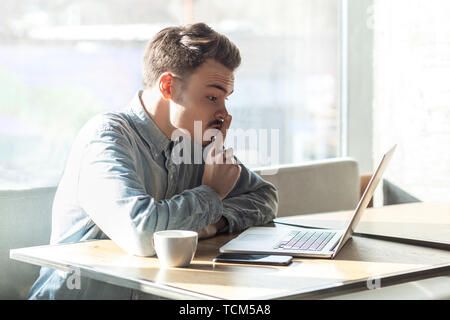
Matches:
[372,0,450,202]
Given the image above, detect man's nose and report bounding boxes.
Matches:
[214,110,228,121]
[214,104,229,120]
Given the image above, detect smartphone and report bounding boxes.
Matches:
[213,253,292,266]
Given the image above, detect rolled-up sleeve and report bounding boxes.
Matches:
[220,161,279,234]
[78,126,223,257]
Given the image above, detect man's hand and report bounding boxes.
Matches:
[202,146,241,200]
[202,116,241,200]
[198,217,227,239]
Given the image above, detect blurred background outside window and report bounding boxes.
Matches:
[0,0,340,189]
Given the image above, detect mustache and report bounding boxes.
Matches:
[208,119,225,127]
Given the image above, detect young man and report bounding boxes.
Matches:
[29,23,278,299]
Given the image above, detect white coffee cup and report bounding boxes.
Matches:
[152,230,198,268]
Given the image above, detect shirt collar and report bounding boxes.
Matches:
[128,90,172,156]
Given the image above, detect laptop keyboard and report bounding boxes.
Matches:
[273,230,336,251]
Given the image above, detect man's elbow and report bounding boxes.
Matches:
[255,183,278,224]
[260,183,279,220]
[112,229,157,257]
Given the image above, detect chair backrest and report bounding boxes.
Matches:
[253,158,360,217]
[0,187,56,299]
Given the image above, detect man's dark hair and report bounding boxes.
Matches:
[142,23,241,88]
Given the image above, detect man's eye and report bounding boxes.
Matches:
[207,96,217,103]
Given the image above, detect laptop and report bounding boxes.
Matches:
[220,145,397,259]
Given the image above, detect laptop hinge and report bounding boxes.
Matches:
[329,236,342,252]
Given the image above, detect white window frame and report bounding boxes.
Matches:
[340,0,374,174]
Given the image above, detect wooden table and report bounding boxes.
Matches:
[10,203,450,300]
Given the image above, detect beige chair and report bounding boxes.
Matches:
[0,187,55,299]
[253,157,360,217]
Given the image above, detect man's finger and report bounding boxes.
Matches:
[224,147,235,164]
[213,148,226,164]
[204,138,217,164]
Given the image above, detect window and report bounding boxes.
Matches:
[0,0,340,188]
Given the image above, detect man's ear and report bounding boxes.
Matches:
[158,72,173,100]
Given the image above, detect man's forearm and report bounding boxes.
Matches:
[221,183,278,234]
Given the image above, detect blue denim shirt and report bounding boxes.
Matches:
[28,91,278,299]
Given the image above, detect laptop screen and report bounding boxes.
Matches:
[332,144,397,257]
